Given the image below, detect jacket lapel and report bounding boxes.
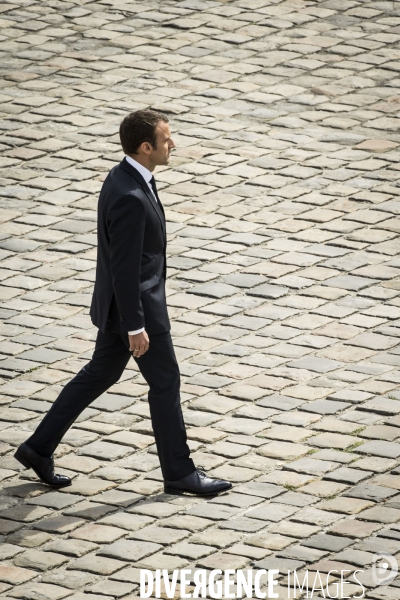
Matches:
[120,158,166,239]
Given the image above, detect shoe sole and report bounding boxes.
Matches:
[164,485,232,496]
[14,450,71,488]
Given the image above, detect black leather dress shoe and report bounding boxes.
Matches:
[14,443,71,488]
[164,468,232,496]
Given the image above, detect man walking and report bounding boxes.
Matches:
[15,110,232,497]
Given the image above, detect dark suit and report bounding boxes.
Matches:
[26,159,195,481]
[90,158,170,337]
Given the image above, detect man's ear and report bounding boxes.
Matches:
[141,141,152,155]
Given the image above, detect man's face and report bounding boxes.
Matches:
[150,121,175,167]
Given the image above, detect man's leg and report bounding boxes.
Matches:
[134,331,195,481]
[26,329,131,457]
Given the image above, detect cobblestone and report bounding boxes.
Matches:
[0,0,399,597]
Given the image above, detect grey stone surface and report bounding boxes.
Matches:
[302,534,353,553]
[0,2,399,598]
[345,484,398,503]
[355,441,400,459]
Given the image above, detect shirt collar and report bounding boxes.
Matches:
[125,155,152,184]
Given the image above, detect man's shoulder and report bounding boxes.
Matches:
[108,160,141,188]
[100,175,148,221]
[100,160,144,201]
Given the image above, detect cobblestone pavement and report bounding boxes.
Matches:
[0,0,400,598]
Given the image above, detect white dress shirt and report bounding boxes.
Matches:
[125,155,157,203]
[125,156,157,336]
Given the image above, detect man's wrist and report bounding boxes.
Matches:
[128,327,144,335]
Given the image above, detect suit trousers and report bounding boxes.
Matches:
[26,329,195,481]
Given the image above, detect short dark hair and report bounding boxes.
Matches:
[119,109,169,155]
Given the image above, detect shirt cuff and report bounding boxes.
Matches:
[128,327,144,335]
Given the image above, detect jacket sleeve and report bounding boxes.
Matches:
[107,192,146,332]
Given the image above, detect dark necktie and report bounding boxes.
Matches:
[149,175,165,218]
[149,176,160,203]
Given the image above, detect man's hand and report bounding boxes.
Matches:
[129,330,149,358]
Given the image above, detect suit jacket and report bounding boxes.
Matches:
[90,157,170,337]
